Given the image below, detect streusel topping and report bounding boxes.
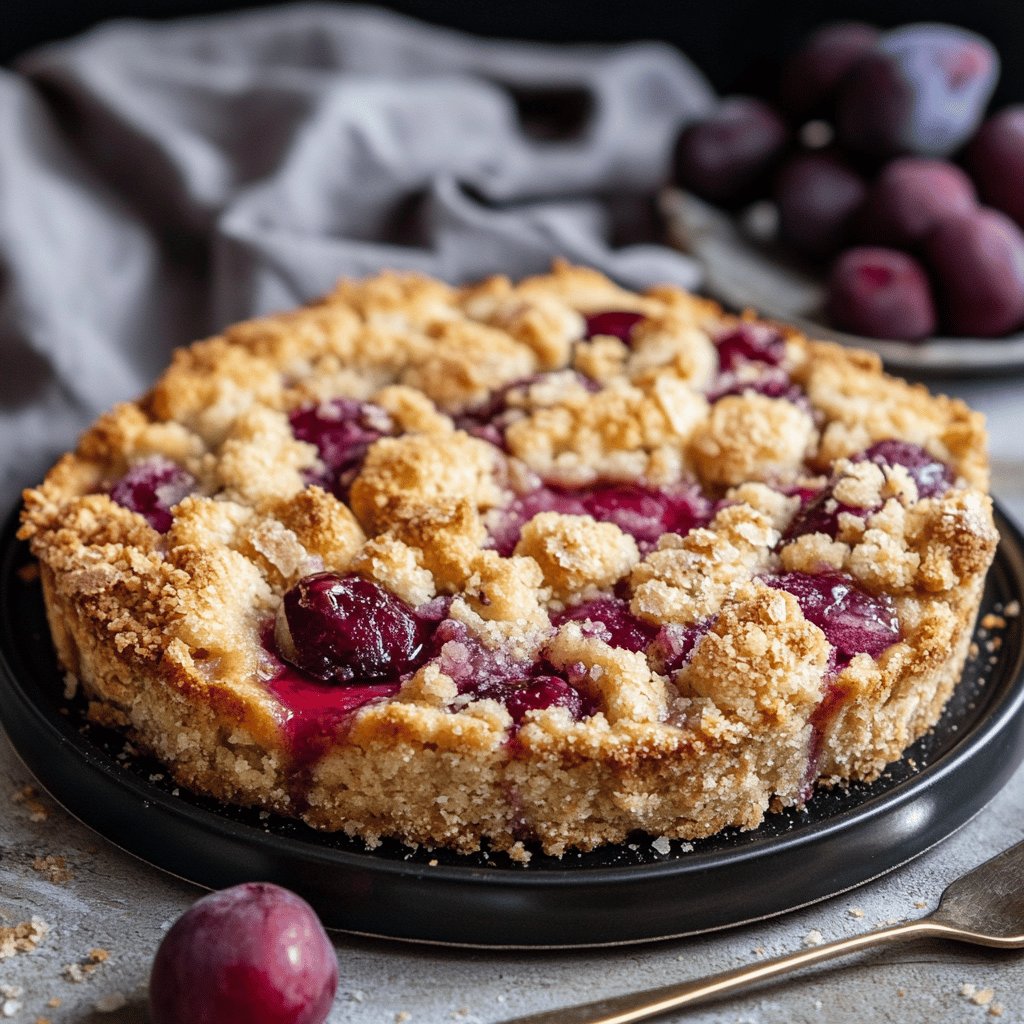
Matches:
[19,262,999,857]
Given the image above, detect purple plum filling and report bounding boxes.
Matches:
[714,323,786,372]
[649,621,712,676]
[492,482,714,556]
[707,367,807,405]
[584,310,646,344]
[455,371,599,449]
[763,571,900,664]
[275,572,429,684]
[107,456,196,532]
[852,440,954,499]
[428,619,592,723]
[786,440,954,542]
[289,398,393,495]
[551,597,657,653]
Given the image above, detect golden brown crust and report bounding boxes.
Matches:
[20,262,999,858]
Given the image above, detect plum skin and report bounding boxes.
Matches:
[836,23,999,159]
[967,106,1024,229]
[672,97,789,208]
[826,247,937,341]
[149,883,338,1024]
[774,152,867,258]
[925,208,1024,337]
[857,157,977,249]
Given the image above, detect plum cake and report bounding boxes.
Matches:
[19,262,999,860]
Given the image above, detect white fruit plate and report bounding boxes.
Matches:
[662,189,1024,376]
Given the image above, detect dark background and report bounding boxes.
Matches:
[5,0,1024,103]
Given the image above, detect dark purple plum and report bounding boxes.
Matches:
[491,482,713,556]
[552,597,657,653]
[826,247,937,340]
[428,618,533,696]
[490,487,589,556]
[672,97,789,208]
[504,676,585,723]
[784,486,873,542]
[714,322,786,372]
[275,573,428,684]
[836,24,999,159]
[108,456,196,532]
[149,883,337,1024]
[584,311,646,344]
[764,572,900,664]
[778,22,881,122]
[578,484,713,551]
[707,367,807,406]
[648,621,711,675]
[966,106,1024,229]
[775,152,867,258]
[289,399,392,494]
[857,158,977,248]
[925,208,1024,336]
[853,440,953,498]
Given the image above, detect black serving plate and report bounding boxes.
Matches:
[2,504,1023,948]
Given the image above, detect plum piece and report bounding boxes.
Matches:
[289,399,392,495]
[857,157,977,248]
[648,621,711,675]
[966,106,1024,229]
[826,247,937,340]
[107,456,196,533]
[275,573,428,684]
[836,23,999,159]
[552,597,657,653]
[853,440,953,498]
[764,571,900,664]
[672,97,789,208]
[584,311,646,344]
[784,486,872,543]
[149,883,337,1024]
[492,482,712,556]
[504,676,585,723]
[778,22,881,122]
[714,322,786,372]
[775,152,867,258]
[925,208,1024,337]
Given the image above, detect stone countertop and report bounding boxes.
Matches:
[1,374,1022,1024]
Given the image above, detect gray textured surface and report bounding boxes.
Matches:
[0,377,1021,1023]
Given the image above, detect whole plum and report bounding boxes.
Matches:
[966,106,1024,228]
[149,883,338,1024]
[826,247,937,340]
[857,157,977,248]
[778,21,880,122]
[673,97,789,208]
[775,152,867,258]
[925,208,1024,336]
[836,23,999,159]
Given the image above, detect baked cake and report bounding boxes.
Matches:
[19,263,999,860]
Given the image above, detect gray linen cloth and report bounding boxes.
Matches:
[0,3,713,509]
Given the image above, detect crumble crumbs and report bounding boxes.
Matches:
[396,1013,412,1023]
[1003,600,1020,617]
[63,948,110,982]
[10,786,49,822]
[0,918,48,959]
[802,929,824,947]
[848,907,865,919]
[32,855,73,885]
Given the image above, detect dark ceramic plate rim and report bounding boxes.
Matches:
[2,502,1023,946]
